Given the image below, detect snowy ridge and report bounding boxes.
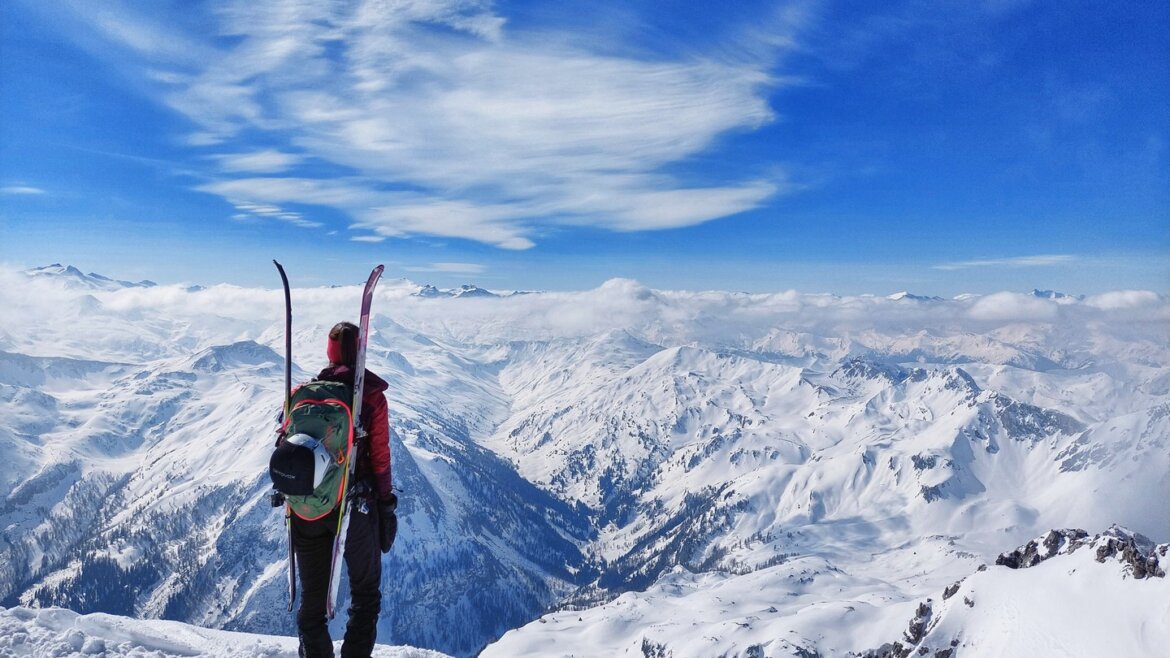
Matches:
[484,527,1169,658]
[0,606,451,657]
[857,526,1168,658]
[2,265,1167,656]
[411,283,503,299]
[24,264,156,291]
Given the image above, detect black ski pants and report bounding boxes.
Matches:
[292,497,382,658]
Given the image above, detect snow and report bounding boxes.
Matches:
[0,606,451,657]
[899,528,1170,658]
[2,264,1168,657]
[485,529,1170,658]
[927,553,1170,657]
[483,560,920,657]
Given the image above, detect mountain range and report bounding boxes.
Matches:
[1,265,1166,657]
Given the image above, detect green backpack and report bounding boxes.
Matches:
[276,380,354,520]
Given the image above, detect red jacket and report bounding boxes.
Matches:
[318,365,393,501]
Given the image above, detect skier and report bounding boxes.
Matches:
[293,321,398,658]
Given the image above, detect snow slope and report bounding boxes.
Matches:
[858,526,1170,658]
[484,527,1169,658]
[0,605,451,657]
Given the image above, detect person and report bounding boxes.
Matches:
[293,321,397,658]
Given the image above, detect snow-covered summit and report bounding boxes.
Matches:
[1032,288,1084,300]
[887,291,944,302]
[413,284,446,298]
[452,284,497,298]
[25,264,156,290]
[410,283,501,298]
[858,526,1168,658]
[188,341,283,374]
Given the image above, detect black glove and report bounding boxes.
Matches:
[378,493,398,553]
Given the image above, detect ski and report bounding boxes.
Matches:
[273,260,297,612]
[325,264,384,619]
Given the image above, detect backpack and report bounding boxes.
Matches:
[269,380,354,520]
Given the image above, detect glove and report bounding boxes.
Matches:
[378,493,398,553]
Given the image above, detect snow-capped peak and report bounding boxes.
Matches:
[24,264,156,290]
[453,284,497,298]
[887,291,944,302]
[1033,288,1084,301]
[410,283,500,298]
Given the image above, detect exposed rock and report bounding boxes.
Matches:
[903,600,933,645]
[995,528,1089,568]
[942,582,961,600]
[1093,527,1167,579]
[640,638,672,658]
[996,526,1166,579]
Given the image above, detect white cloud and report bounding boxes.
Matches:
[54,0,804,248]
[933,254,1077,271]
[200,178,538,249]
[404,262,486,274]
[227,198,322,228]
[215,150,303,173]
[1084,290,1164,311]
[88,5,212,65]
[966,292,1059,322]
[1,185,46,195]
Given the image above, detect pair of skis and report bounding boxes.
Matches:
[274,260,384,618]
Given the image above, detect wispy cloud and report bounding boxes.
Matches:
[215,150,303,173]
[404,262,486,274]
[52,0,810,249]
[933,254,1077,271]
[228,199,322,228]
[1,185,46,195]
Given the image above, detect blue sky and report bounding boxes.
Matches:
[1,0,1166,294]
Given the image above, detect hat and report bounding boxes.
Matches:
[327,321,358,365]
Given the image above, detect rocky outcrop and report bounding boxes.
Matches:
[856,526,1167,658]
[994,528,1090,569]
[996,526,1166,579]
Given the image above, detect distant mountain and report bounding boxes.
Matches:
[411,283,500,298]
[1033,288,1084,300]
[413,284,446,298]
[24,264,156,290]
[887,291,944,302]
[453,284,498,298]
